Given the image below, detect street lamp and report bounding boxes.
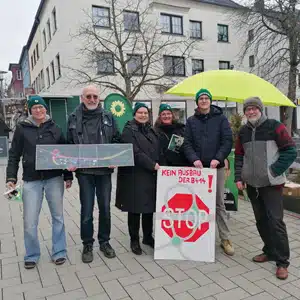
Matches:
[0,70,7,119]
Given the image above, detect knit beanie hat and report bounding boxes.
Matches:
[133,102,149,115]
[243,96,264,113]
[195,88,212,104]
[27,95,48,112]
[159,103,172,114]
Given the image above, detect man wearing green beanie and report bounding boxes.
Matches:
[6,94,73,269]
[183,88,234,256]
[195,88,212,104]
[27,95,48,112]
[133,102,150,115]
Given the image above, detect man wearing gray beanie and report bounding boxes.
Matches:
[234,96,297,280]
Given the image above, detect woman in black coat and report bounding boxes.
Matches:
[154,104,189,166]
[115,102,160,255]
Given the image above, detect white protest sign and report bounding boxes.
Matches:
[154,167,216,262]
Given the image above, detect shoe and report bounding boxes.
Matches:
[252,253,271,263]
[82,244,93,263]
[131,240,142,255]
[100,242,116,258]
[53,257,66,265]
[142,237,155,248]
[24,261,36,269]
[276,267,288,280]
[221,239,234,256]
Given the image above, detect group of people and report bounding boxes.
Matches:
[5,85,296,281]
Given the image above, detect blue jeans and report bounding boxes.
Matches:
[22,176,66,263]
[77,174,112,245]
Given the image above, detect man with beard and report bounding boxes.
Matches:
[235,97,296,280]
[67,85,120,262]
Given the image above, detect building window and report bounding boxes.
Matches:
[41,70,45,90]
[97,52,114,74]
[248,29,254,42]
[192,59,204,74]
[127,54,143,75]
[51,61,55,84]
[161,101,186,123]
[249,55,255,67]
[161,14,183,35]
[92,6,110,27]
[47,19,52,43]
[164,56,185,76]
[43,29,47,50]
[218,24,229,42]
[56,54,61,78]
[190,21,202,39]
[31,56,34,70]
[46,67,50,87]
[36,75,40,93]
[219,60,230,69]
[36,44,39,60]
[123,11,140,31]
[52,7,57,33]
[33,50,36,65]
[16,70,22,81]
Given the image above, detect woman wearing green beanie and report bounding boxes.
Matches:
[154,103,188,166]
[116,102,160,255]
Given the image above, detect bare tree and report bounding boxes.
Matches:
[66,0,198,102]
[234,0,300,134]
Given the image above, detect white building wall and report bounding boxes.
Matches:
[28,0,282,122]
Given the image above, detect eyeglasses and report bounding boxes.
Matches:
[198,97,210,102]
[31,105,45,111]
[245,107,259,112]
[85,94,99,100]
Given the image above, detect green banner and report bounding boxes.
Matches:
[224,150,238,211]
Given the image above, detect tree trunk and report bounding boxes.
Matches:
[285,35,298,136]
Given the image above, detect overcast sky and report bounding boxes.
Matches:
[0,0,40,79]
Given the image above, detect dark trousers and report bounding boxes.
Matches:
[77,174,112,245]
[247,185,290,268]
[128,213,153,242]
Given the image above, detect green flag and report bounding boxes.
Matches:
[224,150,238,211]
[104,93,133,132]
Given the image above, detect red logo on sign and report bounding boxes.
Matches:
[161,193,210,242]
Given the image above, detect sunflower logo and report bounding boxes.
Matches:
[110,100,126,117]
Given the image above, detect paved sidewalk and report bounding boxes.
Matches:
[0,174,300,300]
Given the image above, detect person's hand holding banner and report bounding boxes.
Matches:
[193,160,203,168]
[67,166,77,172]
[65,180,72,189]
[210,159,220,169]
[236,181,245,190]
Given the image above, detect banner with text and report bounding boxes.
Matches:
[154,167,216,262]
[36,144,134,170]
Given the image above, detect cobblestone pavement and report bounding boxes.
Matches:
[0,173,300,300]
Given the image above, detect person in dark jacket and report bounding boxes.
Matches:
[67,85,120,263]
[6,95,73,269]
[154,103,188,166]
[183,88,234,256]
[235,97,297,280]
[116,102,160,255]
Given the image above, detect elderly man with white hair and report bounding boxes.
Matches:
[235,96,297,280]
[67,85,120,262]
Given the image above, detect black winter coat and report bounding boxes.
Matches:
[183,105,233,168]
[115,120,160,213]
[67,104,121,175]
[6,118,73,183]
[155,122,189,166]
